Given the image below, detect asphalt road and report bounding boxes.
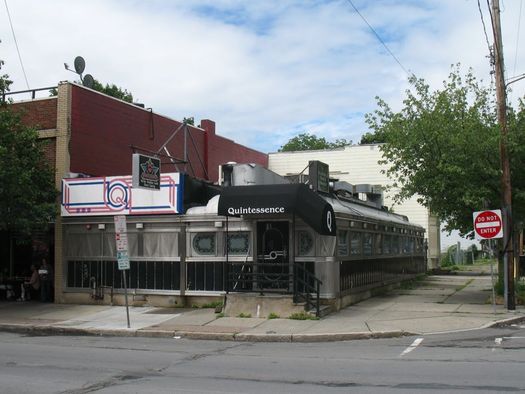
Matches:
[1,325,525,393]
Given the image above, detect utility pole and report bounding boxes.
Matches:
[491,0,515,310]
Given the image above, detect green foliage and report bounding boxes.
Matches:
[237,312,251,318]
[366,64,525,237]
[516,280,525,305]
[200,301,223,309]
[49,79,133,103]
[92,79,133,103]
[279,133,351,152]
[183,117,194,125]
[267,312,280,319]
[360,129,387,144]
[0,58,12,97]
[0,58,57,236]
[288,311,319,320]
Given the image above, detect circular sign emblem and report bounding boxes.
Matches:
[473,210,503,239]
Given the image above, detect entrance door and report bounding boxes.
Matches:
[257,221,289,290]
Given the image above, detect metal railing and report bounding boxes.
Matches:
[2,86,57,102]
[226,261,323,317]
[293,263,322,317]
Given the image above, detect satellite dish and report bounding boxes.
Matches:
[74,56,86,74]
[83,74,94,88]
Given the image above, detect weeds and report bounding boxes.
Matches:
[289,311,319,320]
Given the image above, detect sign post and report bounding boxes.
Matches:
[114,215,131,328]
[473,209,504,313]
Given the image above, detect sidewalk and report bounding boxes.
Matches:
[0,274,524,342]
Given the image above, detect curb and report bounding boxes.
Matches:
[1,314,523,342]
[488,315,525,328]
[0,323,415,342]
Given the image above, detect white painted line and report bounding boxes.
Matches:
[400,337,424,357]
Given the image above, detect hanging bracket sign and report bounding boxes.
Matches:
[132,153,161,190]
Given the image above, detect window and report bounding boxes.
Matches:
[375,233,382,254]
[144,232,178,257]
[391,235,400,254]
[337,230,349,256]
[350,232,362,255]
[226,232,251,255]
[297,230,315,256]
[192,233,216,256]
[363,233,373,255]
[383,234,391,254]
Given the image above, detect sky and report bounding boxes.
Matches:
[1,0,524,250]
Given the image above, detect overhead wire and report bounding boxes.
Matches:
[343,0,410,76]
[512,0,522,78]
[478,0,496,86]
[3,0,30,89]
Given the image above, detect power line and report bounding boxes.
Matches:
[512,0,522,76]
[3,0,30,89]
[478,0,494,63]
[344,0,410,76]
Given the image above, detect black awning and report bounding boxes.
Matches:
[218,183,336,236]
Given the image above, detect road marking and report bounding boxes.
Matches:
[400,337,424,357]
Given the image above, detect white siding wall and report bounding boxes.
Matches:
[268,145,440,267]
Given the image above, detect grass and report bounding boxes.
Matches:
[237,312,251,318]
[399,274,426,290]
[289,311,319,320]
[267,312,280,319]
[192,301,224,309]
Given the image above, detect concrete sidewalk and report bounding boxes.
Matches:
[0,274,524,342]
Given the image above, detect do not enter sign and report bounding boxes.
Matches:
[473,210,503,240]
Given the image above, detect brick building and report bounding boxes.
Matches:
[9,82,267,303]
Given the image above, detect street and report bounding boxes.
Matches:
[1,325,525,393]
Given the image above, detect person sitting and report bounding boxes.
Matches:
[39,259,53,302]
[20,265,40,301]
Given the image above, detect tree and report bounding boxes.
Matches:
[49,79,133,103]
[91,79,133,103]
[279,133,351,152]
[0,57,57,272]
[366,64,525,239]
[359,130,387,144]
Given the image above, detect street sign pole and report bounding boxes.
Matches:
[473,209,504,312]
[114,215,131,328]
[122,270,130,328]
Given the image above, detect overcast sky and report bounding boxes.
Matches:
[1,0,523,250]
[1,0,524,154]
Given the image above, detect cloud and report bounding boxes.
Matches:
[1,0,524,153]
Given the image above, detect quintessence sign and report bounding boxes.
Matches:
[227,206,285,215]
[61,173,183,216]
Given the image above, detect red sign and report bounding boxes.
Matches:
[473,210,503,240]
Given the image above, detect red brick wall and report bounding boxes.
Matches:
[70,86,208,178]
[70,86,268,182]
[41,138,56,167]
[11,98,57,130]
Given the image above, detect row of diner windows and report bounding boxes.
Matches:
[337,230,424,257]
[65,229,424,260]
